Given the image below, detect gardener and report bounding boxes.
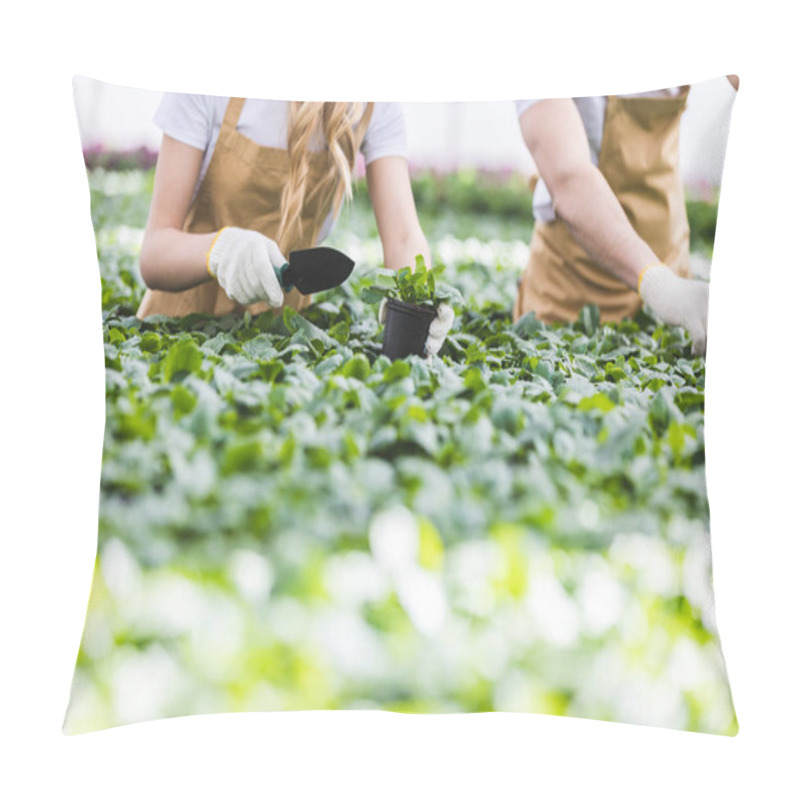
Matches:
[137,96,453,356]
[512,77,739,356]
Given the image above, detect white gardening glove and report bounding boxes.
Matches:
[378,297,389,324]
[207,227,286,307]
[424,303,455,357]
[639,265,709,357]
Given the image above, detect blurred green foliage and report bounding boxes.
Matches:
[65,169,735,736]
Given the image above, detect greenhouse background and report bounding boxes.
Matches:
[73,77,736,188]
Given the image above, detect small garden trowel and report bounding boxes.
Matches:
[274,247,355,295]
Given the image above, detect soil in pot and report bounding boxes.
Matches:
[381,297,437,360]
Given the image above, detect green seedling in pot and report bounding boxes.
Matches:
[360,256,461,360]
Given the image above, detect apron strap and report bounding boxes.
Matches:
[221,98,246,134]
[609,86,691,101]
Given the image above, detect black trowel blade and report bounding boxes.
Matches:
[285,247,355,295]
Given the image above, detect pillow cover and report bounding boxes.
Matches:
[64,75,738,735]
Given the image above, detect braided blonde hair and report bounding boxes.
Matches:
[276,102,374,254]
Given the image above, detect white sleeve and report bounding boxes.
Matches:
[153,93,214,152]
[515,99,543,117]
[360,102,407,165]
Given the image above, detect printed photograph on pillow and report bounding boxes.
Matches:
[64,75,739,735]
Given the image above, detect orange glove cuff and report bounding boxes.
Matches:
[638,263,662,296]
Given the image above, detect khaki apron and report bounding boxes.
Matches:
[137,98,345,319]
[513,88,691,323]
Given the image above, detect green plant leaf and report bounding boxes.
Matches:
[162,337,203,382]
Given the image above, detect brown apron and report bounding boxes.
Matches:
[137,98,342,319]
[513,88,691,323]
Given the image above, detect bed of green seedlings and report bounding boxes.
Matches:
[66,168,735,736]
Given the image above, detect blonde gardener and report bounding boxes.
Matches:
[137,97,452,357]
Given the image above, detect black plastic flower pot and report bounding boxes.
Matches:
[381,297,437,360]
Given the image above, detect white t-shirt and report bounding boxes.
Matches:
[515,90,681,222]
[153,95,407,241]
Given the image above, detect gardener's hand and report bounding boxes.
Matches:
[378,297,389,325]
[639,265,709,356]
[424,303,455,358]
[207,227,286,307]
